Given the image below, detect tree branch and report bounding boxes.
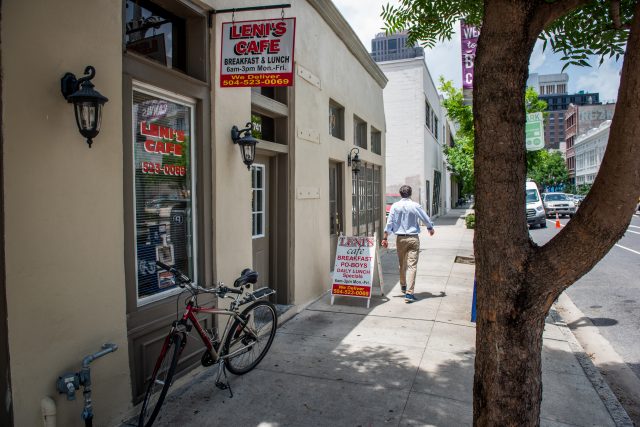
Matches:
[528,0,592,43]
[528,0,640,307]
[610,0,623,28]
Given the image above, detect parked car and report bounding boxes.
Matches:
[385,193,402,217]
[526,181,546,228]
[543,193,576,218]
[572,194,585,206]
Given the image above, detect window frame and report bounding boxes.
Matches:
[425,100,432,131]
[329,100,345,140]
[371,127,382,155]
[131,80,198,307]
[353,115,367,149]
[251,163,266,239]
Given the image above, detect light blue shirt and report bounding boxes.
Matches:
[384,198,434,235]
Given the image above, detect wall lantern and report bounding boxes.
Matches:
[347,147,361,175]
[60,66,109,148]
[231,122,260,169]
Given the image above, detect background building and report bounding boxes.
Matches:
[527,72,569,96]
[574,121,611,186]
[375,53,447,217]
[565,103,615,183]
[370,31,424,62]
[527,72,601,151]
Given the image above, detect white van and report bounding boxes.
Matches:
[526,181,546,228]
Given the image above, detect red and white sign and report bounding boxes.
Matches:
[331,236,377,303]
[220,18,296,88]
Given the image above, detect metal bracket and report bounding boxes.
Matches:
[208,3,291,27]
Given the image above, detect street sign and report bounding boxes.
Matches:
[526,112,545,151]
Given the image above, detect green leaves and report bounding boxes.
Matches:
[381,0,483,47]
[439,78,475,195]
[541,0,633,70]
[527,150,570,189]
[383,1,633,72]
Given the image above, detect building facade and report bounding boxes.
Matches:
[527,73,602,151]
[574,121,611,186]
[376,57,446,217]
[1,1,387,425]
[370,31,424,63]
[565,103,615,183]
[527,72,569,96]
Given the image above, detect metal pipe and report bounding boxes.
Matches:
[41,396,56,427]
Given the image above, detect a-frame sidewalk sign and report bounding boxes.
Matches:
[330,233,384,308]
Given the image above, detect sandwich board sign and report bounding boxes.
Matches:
[331,234,383,308]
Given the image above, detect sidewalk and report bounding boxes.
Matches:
[141,209,631,426]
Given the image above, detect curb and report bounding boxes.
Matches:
[550,303,634,426]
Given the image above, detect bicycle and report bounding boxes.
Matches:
[138,261,278,427]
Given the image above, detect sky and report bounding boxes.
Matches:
[333,0,623,102]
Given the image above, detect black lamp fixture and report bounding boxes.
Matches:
[231,122,260,169]
[61,66,109,148]
[347,147,361,175]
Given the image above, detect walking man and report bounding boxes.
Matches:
[381,185,435,303]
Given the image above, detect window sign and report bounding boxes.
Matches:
[221,18,296,87]
[133,84,196,304]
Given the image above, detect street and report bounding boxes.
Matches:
[530,210,640,422]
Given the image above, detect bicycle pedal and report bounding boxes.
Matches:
[215,381,228,390]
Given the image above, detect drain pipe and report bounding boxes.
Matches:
[41,396,56,427]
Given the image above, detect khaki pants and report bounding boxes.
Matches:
[396,235,420,294]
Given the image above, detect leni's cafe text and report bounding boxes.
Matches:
[220,17,296,88]
[139,121,186,176]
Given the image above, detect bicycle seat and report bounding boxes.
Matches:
[233,268,258,288]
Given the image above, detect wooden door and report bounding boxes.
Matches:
[329,162,343,270]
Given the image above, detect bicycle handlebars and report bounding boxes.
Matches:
[155,261,243,297]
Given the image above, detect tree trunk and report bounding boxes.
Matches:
[473,2,545,425]
[472,0,640,425]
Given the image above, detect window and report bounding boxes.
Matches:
[352,163,382,236]
[251,164,265,238]
[388,38,397,51]
[354,115,367,149]
[371,128,382,155]
[133,85,196,304]
[329,100,345,140]
[425,101,432,130]
[433,116,439,140]
[125,0,186,72]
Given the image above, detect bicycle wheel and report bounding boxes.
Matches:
[223,300,277,375]
[138,333,182,427]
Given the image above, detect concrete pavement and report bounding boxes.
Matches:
[129,209,632,427]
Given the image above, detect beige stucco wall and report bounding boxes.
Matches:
[208,0,386,306]
[207,0,255,288]
[291,1,386,303]
[2,1,131,425]
[2,0,385,423]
